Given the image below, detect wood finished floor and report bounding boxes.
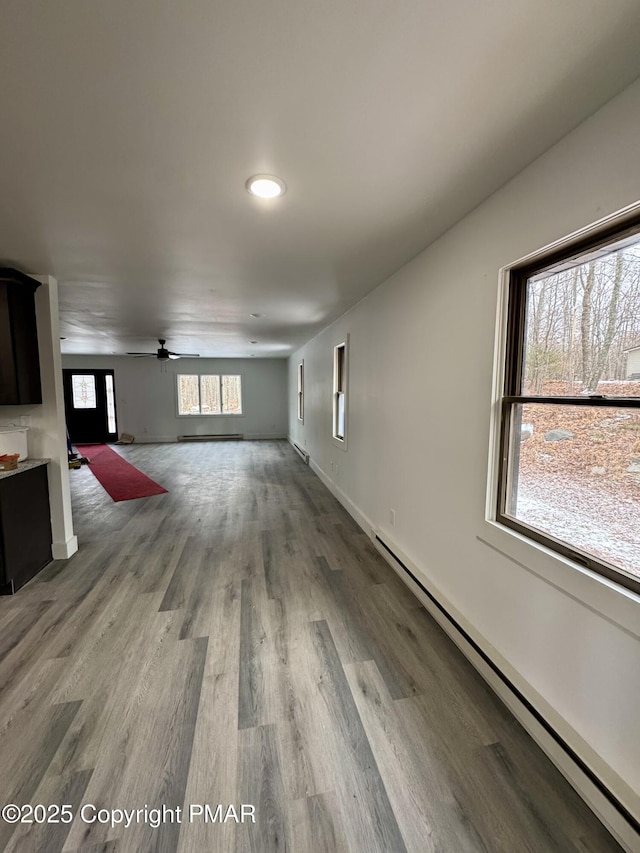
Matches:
[0,440,624,853]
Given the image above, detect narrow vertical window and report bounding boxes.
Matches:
[333,342,347,442]
[200,374,221,414]
[221,375,242,414]
[177,375,200,415]
[297,361,304,422]
[105,374,117,434]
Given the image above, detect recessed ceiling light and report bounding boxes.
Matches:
[250,313,261,318]
[249,340,258,344]
[246,175,286,199]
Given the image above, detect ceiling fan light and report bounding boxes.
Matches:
[246,175,286,199]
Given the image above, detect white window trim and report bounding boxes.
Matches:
[176,373,244,417]
[297,360,304,423]
[332,337,348,450]
[483,201,640,636]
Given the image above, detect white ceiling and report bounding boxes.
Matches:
[2,0,640,359]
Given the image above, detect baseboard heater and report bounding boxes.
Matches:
[374,533,640,845]
[292,442,309,464]
[178,433,243,442]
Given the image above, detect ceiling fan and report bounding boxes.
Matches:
[126,339,200,361]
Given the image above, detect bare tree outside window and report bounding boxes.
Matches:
[221,375,242,414]
[177,374,242,415]
[523,243,640,395]
[499,225,640,593]
[177,375,200,415]
[200,375,221,413]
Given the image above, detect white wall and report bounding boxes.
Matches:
[62,355,288,442]
[288,77,640,841]
[1,277,77,559]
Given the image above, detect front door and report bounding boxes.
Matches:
[63,369,118,444]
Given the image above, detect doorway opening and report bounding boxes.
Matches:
[63,369,118,444]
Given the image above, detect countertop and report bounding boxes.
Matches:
[0,458,50,481]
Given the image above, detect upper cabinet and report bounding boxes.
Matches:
[0,269,42,405]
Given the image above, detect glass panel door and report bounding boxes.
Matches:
[63,369,117,443]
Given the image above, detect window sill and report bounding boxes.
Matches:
[332,435,348,451]
[477,520,640,639]
[176,412,245,418]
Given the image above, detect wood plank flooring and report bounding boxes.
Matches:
[0,440,625,852]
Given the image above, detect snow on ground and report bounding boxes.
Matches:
[516,473,639,580]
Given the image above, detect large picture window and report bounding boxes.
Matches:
[498,218,640,594]
[177,374,242,415]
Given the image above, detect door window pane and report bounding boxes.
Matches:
[72,374,97,409]
[105,374,117,433]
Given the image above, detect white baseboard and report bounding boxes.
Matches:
[131,436,177,443]
[132,433,286,444]
[244,433,287,440]
[372,531,640,853]
[307,457,375,538]
[52,535,78,560]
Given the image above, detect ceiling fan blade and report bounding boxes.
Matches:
[126,342,200,359]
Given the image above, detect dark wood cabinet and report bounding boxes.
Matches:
[0,463,52,594]
[0,268,42,405]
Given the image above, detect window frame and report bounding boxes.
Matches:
[332,339,348,447]
[497,214,640,596]
[176,373,243,417]
[297,360,304,423]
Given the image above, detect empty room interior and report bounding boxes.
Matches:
[1,1,639,851]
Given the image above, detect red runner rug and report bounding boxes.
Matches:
[76,444,168,502]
